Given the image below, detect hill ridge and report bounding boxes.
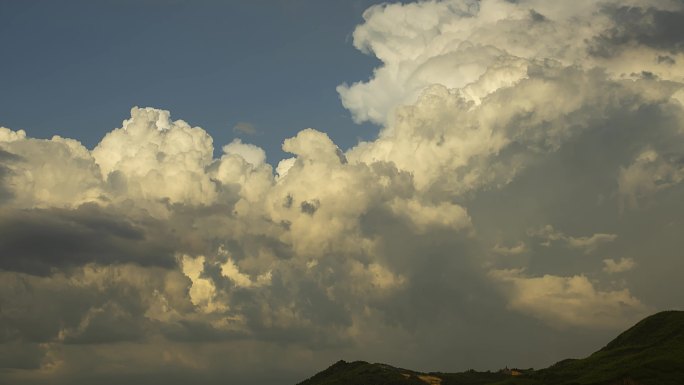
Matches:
[297,310,684,385]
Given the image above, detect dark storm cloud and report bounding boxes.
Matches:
[59,302,152,345]
[0,343,45,370]
[590,6,684,57]
[0,204,177,275]
[0,263,199,373]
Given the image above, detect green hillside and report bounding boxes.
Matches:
[296,311,684,385]
[296,360,427,385]
[530,310,684,385]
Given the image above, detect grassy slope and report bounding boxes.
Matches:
[296,311,684,385]
[528,310,684,385]
[296,360,426,385]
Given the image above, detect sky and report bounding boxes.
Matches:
[0,0,384,161]
[1,0,684,384]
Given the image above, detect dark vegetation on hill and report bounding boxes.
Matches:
[296,311,684,385]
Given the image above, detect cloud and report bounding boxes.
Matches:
[222,138,267,167]
[181,255,228,314]
[618,148,684,210]
[338,0,684,126]
[489,269,649,329]
[92,107,218,206]
[0,126,26,142]
[0,342,46,370]
[492,242,527,256]
[0,131,106,208]
[0,148,22,204]
[0,204,178,275]
[603,258,636,274]
[232,121,259,136]
[388,198,471,233]
[589,6,684,57]
[529,225,618,254]
[0,264,188,346]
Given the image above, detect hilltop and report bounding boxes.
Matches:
[296,311,684,385]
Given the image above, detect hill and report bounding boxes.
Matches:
[532,310,684,385]
[295,360,426,385]
[296,311,684,385]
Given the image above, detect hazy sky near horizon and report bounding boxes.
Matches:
[2,1,684,384]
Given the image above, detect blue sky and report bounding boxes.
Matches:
[0,0,389,162]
